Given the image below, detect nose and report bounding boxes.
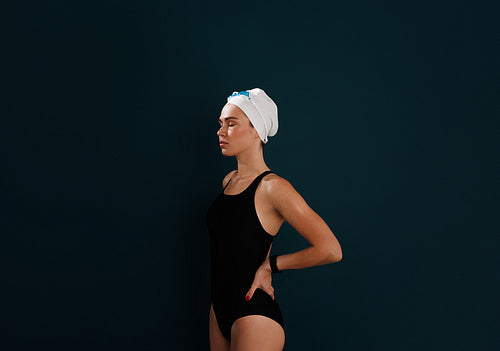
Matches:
[217,125,226,136]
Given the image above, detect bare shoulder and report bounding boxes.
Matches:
[221,169,238,188]
[261,173,309,215]
[261,173,301,201]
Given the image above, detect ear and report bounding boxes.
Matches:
[254,129,260,140]
[247,119,261,141]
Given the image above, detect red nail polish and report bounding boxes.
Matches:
[245,295,250,301]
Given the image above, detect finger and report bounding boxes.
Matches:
[245,287,256,301]
[269,286,275,300]
[263,287,275,300]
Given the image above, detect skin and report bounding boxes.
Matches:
[210,103,342,351]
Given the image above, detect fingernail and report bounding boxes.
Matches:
[245,295,250,301]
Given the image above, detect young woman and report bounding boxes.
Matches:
[206,88,342,351]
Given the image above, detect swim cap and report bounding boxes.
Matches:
[226,88,278,144]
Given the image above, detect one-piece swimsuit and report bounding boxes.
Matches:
[206,170,284,342]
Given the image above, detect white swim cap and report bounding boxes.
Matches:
[226,88,278,144]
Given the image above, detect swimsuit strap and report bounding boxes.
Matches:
[223,172,236,190]
[246,170,273,192]
[255,170,273,181]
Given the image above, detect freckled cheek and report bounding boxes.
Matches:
[227,128,240,138]
[228,127,251,142]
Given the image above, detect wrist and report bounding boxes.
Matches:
[262,258,272,272]
[269,254,281,273]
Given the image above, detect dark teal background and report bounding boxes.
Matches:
[3,1,497,350]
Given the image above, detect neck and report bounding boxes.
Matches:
[234,145,269,178]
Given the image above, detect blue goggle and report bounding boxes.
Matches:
[228,91,251,100]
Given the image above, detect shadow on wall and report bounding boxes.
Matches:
[160,100,228,349]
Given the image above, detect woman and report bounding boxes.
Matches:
[206,88,342,351]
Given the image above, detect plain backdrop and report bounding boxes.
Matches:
[3,1,497,350]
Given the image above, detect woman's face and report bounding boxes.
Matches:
[217,103,260,156]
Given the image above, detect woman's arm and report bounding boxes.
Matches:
[265,176,342,271]
[245,176,342,301]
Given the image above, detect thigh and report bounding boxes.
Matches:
[230,315,285,351]
[209,304,230,351]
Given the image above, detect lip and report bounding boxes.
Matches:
[219,141,228,146]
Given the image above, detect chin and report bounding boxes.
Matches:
[221,150,236,157]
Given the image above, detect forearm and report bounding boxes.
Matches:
[272,245,340,272]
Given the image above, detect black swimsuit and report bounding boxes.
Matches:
[206,170,284,342]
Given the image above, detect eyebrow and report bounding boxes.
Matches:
[219,116,239,122]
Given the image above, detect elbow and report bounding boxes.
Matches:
[326,247,342,263]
